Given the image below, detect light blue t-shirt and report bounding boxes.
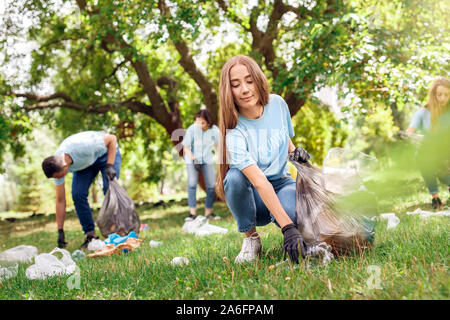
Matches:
[53,131,109,185]
[226,94,294,180]
[182,124,220,164]
[409,107,431,134]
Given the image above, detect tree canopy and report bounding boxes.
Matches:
[0,0,449,170]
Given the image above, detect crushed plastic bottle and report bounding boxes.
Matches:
[71,250,86,262]
[0,245,38,264]
[25,248,77,280]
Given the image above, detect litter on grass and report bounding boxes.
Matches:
[379,213,400,230]
[0,263,18,281]
[171,257,189,266]
[272,242,334,269]
[87,238,142,258]
[149,240,163,247]
[182,215,228,236]
[406,208,450,219]
[104,231,138,245]
[71,250,86,261]
[0,245,38,264]
[87,239,106,251]
[25,248,77,280]
[306,242,334,265]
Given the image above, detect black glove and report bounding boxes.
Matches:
[194,163,202,172]
[281,223,307,263]
[289,147,310,164]
[57,229,67,248]
[105,164,116,180]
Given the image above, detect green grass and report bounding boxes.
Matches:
[0,186,449,300]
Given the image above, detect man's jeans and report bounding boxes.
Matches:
[223,168,296,233]
[72,150,121,234]
[186,163,216,209]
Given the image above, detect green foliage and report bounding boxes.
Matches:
[1,125,67,213]
[1,0,449,185]
[345,101,399,158]
[118,115,186,199]
[12,165,42,212]
[0,106,34,166]
[291,101,348,165]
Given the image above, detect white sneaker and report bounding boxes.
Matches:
[234,233,261,264]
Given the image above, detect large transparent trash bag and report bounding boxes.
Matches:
[0,245,38,265]
[96,177,141,238]
[289,150,377,256]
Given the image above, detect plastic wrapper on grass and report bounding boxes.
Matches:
[0,263,18,281]
[0,245,38,265]
[25,248,77,280]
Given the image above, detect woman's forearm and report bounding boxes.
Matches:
[255,180,294,228]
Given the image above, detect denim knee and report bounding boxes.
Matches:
[224,168,249,194]
[72,189,88,204]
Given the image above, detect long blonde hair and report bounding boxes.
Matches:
[425,77,450,127]
[216,55,270,200]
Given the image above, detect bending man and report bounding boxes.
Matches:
[42,131,121,249]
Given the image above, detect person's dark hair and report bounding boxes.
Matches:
[42,155,64,178]
[195,109,214,128]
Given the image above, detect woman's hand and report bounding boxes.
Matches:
[281,223,307,263]
[289,147,310,164]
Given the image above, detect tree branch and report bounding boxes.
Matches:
[159,0,219,122]
[9,91,73,103]
[216,0,250,32]
[75,0,181,134]
[10,91,153,117]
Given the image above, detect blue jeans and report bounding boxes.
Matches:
[186,163,216,209]
[223,168,296,233]
[72,150,122,234]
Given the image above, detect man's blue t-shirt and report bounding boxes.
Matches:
[53,131,109,185]
[226,94,294,180]
[182,123,220,164]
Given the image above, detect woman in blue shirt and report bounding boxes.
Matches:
[216,55,309,264]
[182,109,221,221]
[406,77,450,210]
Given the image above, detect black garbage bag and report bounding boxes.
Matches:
[289,148,376,256]
[97,177,141,238]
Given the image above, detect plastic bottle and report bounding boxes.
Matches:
[71,250,86,261]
